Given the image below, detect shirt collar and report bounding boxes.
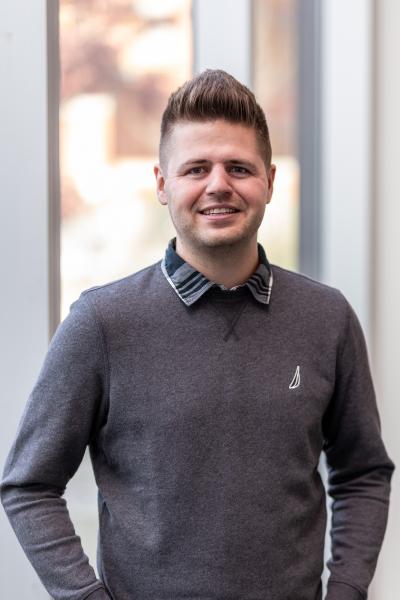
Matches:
[161,238,273,307]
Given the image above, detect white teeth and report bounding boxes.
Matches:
[203,208,236,215]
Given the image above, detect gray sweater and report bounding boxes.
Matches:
[1,259,394,600]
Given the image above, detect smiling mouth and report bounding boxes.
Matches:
[200,208,239,215]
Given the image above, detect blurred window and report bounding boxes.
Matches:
[60,0,192,318]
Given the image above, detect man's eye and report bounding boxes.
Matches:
[187,167,205,175]
[230,166,249,175]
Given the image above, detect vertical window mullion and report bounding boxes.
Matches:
[192,0,251,86]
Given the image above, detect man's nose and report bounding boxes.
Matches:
[205,165,232,195]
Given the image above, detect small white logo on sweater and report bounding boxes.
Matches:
[289,366,301,389]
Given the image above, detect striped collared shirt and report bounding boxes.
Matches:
[161,238,273,307]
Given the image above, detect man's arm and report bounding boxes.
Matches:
[1,294,110,600]
[322,298,395,600]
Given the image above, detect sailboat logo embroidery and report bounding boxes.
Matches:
[289,366,301,390]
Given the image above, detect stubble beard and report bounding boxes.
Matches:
[175,216,262,259]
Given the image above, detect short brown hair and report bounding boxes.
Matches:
[159,69,272,169]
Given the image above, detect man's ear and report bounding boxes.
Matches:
[266,164,276,205]
[154,164,168,205]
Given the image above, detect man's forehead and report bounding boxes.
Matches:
[166,119,261,160]
[168,118,257,139]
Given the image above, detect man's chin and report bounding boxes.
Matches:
[191,232,254,251]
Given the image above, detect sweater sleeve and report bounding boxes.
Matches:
[322,297,395,599]
[0,293,110,600]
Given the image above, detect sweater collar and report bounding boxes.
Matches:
[161,238,273,307]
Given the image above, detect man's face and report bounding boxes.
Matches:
[154,119,275,256]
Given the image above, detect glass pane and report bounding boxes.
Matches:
[253,0,300,270]
[60,0,193,319]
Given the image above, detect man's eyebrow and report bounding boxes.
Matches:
[178,159,257,168]
[225,159,258,169]
[179,159,210,168]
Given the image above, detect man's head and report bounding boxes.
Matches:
[159,69,272,172]
[154,70,275,266]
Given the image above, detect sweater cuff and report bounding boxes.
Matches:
[326,581,365,600]
[82,586,111,600]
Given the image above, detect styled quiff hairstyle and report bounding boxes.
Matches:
[159,69,272,169]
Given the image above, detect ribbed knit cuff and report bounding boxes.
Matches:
[326,581,365,600]
[82,586,111,600]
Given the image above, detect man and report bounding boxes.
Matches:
[1,70,394,600]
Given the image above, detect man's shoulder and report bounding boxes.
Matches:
[271,264,340,293]
[269,265,356,343]
[74,259,165,313]
[270,264,347,311]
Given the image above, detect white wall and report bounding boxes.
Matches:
[370,1,400,598]
[0,1,58,597]
[320,0,373,336]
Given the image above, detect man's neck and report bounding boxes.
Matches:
[175,238,260,289]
